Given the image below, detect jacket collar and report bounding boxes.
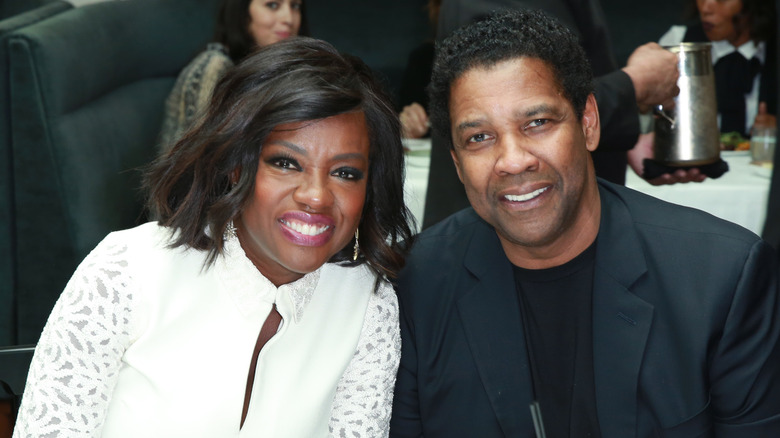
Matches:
[591,182,653,437]
[216,233,321,324]
[454,182,653,437]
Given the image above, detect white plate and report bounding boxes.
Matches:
[721,150,750,157]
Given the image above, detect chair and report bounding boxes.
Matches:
[7,0,219,344]
[0,345,35,438]
[0,0,59,20]
[0,0,73,347]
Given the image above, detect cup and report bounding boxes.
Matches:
[750,126,776,164]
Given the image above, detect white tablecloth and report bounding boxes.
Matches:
[625,152,772,235]
[402,140,433,233]
[403,141,773,236]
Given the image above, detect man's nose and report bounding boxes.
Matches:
[494,135,539,175]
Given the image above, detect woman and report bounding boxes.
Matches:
[158,0,307,150]
[659,0,777,137]
[14,37,414,437]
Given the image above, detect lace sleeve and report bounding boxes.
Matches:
[329,279,401,438]
[13,236,136,438]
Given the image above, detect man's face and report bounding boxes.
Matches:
[448,57,602,268]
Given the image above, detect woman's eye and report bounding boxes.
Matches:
[291,1,302,10]
[333,167,364,181]
[265,1,280,10]
[270,157,298,170]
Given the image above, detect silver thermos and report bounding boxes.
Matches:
[653,42,721,166]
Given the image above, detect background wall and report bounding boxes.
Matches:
[307,0,687,107]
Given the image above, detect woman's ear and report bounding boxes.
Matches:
[230,167,241,185]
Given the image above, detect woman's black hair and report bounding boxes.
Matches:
[214,0,311,63]
[144,37,414,279]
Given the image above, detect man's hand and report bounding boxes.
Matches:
[622,43,680,113]
[628,132,707,185]
[400,102,430,139]
[753,102,777,130]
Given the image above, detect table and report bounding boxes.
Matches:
[403,140,773,236]
[625,152,772,235]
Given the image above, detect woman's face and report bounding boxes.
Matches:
[697,0,749,46]
[247,0,302,48]
[237,112,370,287]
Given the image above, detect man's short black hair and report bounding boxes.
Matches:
[428,8,595,149]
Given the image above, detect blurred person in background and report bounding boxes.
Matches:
[659,0,776,138]
[398,0,440,139]
[158,0,307,151]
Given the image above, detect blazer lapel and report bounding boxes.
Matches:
[592,184,654,438]
[456,222,535,436]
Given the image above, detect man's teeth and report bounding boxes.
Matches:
[283,221,329,236]
[505,186,549,202]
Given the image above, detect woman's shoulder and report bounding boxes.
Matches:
[178,43,234,78]
[320,263,397,304]
[92,222,189,268]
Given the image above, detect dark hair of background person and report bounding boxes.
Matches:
[683,0,776,42]
[144,37,414,279]
[214,0,311,63]
[427,9,595,150]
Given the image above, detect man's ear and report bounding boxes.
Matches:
[450,148,464,183]
[582,94,601,152]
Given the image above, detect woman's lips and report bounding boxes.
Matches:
[278,212,335,246]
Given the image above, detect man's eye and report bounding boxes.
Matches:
[527,119,548,128]
[468,133,490,143]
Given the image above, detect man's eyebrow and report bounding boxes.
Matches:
[521,104,558,118]
[455,119,484,133]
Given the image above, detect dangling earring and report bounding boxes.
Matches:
[224,220,237,241]
[352,229,360,261]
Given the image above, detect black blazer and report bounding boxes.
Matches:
[391,180,780,437]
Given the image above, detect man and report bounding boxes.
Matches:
[391,9,780,437]
[421,0,699,229]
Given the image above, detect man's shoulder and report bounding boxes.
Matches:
[397,208,489,292]
[600,180,760,248]
[410,207,486,254]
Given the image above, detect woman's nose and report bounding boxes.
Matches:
[293,175,333,210]
[278,3,293,25]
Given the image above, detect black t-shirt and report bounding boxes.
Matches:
[512,243,601,437]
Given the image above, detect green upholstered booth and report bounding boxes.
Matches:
[0,1,73,346]
[0,0,60,21]
[6,0,219,344]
